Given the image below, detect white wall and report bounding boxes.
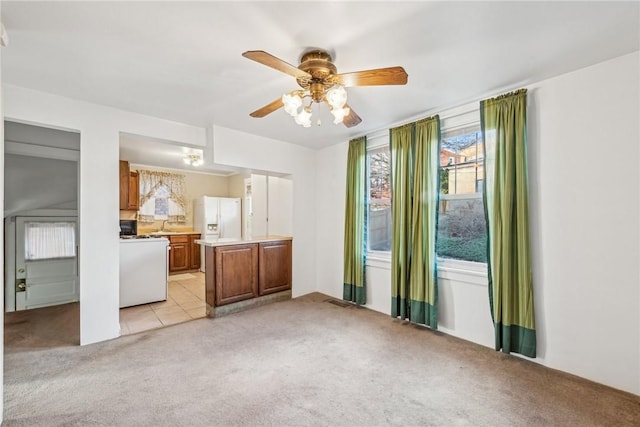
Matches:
[4,154,78,216]
[526,51,639,394]
[250,174,268,237]
[3,84,207,346]
[268,175,293,236]
[211,125,317,297]
[315,52,640,395]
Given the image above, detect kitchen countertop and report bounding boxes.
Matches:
[195,235,292,247]
[119,237,169,243]
[143,231,200,236]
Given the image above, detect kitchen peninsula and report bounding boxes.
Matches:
[195,236,292,317]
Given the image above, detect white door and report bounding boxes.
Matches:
[15,217,79,310]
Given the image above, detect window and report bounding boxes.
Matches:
[25,221,76,260]
[138,170,187,223]
[367,145,391,252]
[436,123,487,263]
[153,184,170,217]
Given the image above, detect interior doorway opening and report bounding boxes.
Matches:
[3,120,81,347]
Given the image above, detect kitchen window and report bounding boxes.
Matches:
[153,184,170,217]
[138,169,187,223]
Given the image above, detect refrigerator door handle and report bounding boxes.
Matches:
[219,207,223,238]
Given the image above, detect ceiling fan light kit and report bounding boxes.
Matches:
[281,84,350,127]
[242,49,408,129]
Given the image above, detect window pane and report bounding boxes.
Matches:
[436,197,487,263]
[154,184,170,217]
[440,126,483,195]
[154,197,168,216]
[368,146,391,252]
[25,222,76,260]
[437,122,487,263]
[369,199,391,251]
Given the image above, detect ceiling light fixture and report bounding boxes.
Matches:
[243,49,408,129]
[281,84,350,128]
[183,153,203,167]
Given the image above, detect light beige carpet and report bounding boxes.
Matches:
[3,293,639,426]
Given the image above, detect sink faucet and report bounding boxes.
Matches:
[161,220,168,231]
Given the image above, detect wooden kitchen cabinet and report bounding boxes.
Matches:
[168,235,190,272]
[168,233,202,274]
[214,244,258,306]
[119,160,139,210]
[128,171,139,210]
[203,238,292,311]
[189,234,201,270]
[119,160,130,210]
[259,240,292,295]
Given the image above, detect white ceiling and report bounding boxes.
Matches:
[2,1,639,151]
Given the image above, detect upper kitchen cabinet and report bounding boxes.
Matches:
[119,160,139,210]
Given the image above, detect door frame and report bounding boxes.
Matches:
[3,130,81,312]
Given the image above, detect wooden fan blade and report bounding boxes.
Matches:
[249,97,284,118]
[343,105,362,128]
[334,66,408,87]
[242,50,311,79]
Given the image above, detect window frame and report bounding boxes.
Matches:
[362,103,487,272]
[366,132,392,260]
[437,113,487,268]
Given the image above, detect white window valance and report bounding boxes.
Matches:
[138,170,187,223]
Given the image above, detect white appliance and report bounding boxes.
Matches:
[193,196,242,271]
[119,237,169,308]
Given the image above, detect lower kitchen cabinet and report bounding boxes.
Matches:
[168,233,202,274]
[203,239,292,309]
[169,235,189,272]
[189,234,201,270]
[214,244,258,306]
[259,240,292,295]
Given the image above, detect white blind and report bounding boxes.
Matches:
[25,222,76,260]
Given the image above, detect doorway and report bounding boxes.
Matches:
[4,121,81,347]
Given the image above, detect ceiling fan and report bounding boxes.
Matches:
[242,49,408,128]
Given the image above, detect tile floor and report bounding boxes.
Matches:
[119,272,206,336]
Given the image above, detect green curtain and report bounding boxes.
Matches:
[343,136,367,304]
[391,116,440,328]
[481,89,536,358]
[390,124,413,319]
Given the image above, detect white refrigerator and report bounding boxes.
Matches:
[193,196,242,271]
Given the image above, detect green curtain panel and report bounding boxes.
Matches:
[390,124,413,319]
[481,89,536,358]
[343,136,367,304]
[391,117,440,328]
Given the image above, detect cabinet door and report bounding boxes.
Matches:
[189,234,201,270]
[119,160,130,210]
[169,235,190,272]
[259,240,292,295]
[127,171,139,210]
[215,244,258,306]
